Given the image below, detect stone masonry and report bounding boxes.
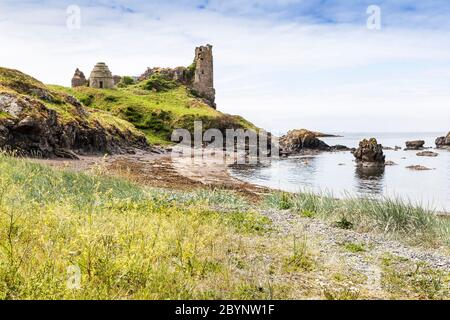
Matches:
[71,68,87,87]
[89,62,115,89]
[193,44,215,108]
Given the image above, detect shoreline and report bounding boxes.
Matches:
[31,149,272,200]
[31,148,450,215]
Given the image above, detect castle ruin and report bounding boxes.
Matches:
[71,68,87,87]
[89,62,114,89]
[192,44,215,107]
[71,45,216,107]
[136,45,216,108]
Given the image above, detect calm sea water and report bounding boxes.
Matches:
[229,132,450,212]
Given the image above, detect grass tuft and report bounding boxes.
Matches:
[266,190,450,246]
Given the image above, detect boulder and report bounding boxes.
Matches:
[279,129,331,155]
[436,132,450,149]
[352,138,385,167]
[416,151,439,157]
[383,146,401,151]
[406,165,433,171]
[405,140,425,150]
[331,144,352,151]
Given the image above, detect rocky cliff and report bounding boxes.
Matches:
[0,67,148,158]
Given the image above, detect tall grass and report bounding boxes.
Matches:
[0,154,274,299]
[266,191,450,246]
[1,153,449,300]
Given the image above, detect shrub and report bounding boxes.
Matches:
[80,94,94,106]
[143,74,178,92]
[184,62,196,83]
[118,76,135,88]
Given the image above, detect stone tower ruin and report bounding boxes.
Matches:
[89,62,114,89]
[71,68,87,87]
[193,44,215,108]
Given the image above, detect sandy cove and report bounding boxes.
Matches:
[31,148,270,200]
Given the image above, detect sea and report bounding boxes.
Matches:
[229,132,450,213]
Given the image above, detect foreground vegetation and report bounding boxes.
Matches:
[1,154,450,299]
[266,191,450,247]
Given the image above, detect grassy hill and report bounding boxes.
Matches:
[0,67,148,157]
[50,76,257,145]
[0,67,140,134]
[0,67,257,156]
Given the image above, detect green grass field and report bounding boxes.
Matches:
[50,80,257,145]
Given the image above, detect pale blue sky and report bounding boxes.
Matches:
[0,0,449,133]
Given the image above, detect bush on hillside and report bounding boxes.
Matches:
[118,76,135,87]
[143,74,178,92]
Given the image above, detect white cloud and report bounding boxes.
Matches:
[0,1,449,132]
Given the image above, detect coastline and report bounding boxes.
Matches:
[32,148,450,215]
[8,149,450,299]
[32,149,271,200]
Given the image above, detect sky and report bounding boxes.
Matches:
[0,0,449,134]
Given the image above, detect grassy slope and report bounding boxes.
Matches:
[0,67,142,137]
[50,83,257,145]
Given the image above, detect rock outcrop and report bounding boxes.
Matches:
[436,132,450,149]
[0,67,148,158]
[279,129,331,155]
[405,140,425,150]
[352,138,385,167]
[279,129,349,155]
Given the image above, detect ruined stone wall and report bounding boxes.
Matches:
[193,44,215,108]
[138,67,188,83]
[71,68,87,88]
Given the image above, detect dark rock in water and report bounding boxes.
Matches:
[352,138,385,167]
[436,132,450,149]
[279,129,350,155]
[417,151,439,157]
[385,160,397,166]
[331,144,351,151]
[383,146,402,151]
[279,129,331,155]
[406,165,433,171]
[405,140,425,150]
